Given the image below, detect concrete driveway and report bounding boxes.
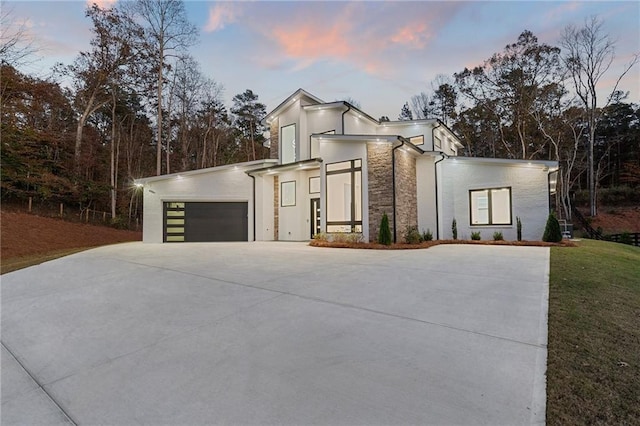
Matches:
[1,242,549,425]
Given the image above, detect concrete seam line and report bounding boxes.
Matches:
[105,258,547,348]
[43,293,288,388]
[288,294,548,349]
[1,341,78,426]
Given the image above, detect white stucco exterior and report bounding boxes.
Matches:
[136,89,558,244]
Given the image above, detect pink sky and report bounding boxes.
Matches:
[8,0,640,119]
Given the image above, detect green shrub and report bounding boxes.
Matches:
[452,218,458,240]
[313,232,328,241]
[422,229,433,242]
[516,216,522,241]
[542,211,563,242]
[403,226,422,244]
[493,231,504,241]
[346,233,364,244]
[471,231,481,240]
[378,213,392,245]
[619,232,633,245]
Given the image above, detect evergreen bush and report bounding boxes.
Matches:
[516,216,522,241]
[471,231,481,240]
[452,218,458,240]
[378,213,392,245]
[542,211,563,242]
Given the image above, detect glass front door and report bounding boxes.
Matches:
[310,198,321,238]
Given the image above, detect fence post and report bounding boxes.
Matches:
[103,211,106,221]
[28,197,32,213]
[86,209,89,223]
[59,203,63,217]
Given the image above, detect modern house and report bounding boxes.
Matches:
[136,89,558,243]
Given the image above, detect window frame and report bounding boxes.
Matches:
[326,159,363,233]
[280,123,296,164]
[309,176,320,194]
[469,187,513,226]
[281,180,296,207]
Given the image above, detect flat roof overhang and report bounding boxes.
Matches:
[246,158,323,176]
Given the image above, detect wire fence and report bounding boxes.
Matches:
[5,198,141,231]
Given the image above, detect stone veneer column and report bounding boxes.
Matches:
[273,176,279,240]
[394,149,418,239]
[367,143,394,242]
[270,118,279,160]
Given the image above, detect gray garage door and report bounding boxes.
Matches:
[164,202,248,242]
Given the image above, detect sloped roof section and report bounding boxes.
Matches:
[264,89,324,124]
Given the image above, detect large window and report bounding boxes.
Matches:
[326,159,362,233]
[281,124,296,164]
[469,187,512,225]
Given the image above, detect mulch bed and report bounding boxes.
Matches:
[309,239,576,250]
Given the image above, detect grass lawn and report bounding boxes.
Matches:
[547,239,640,425]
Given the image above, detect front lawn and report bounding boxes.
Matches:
[547,239,640,424]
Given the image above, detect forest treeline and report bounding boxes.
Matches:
[1,1,638,227]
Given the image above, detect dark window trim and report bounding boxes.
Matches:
[281,180,296,207]
[280,123,296,164]
[469,187,513,226]
[434,135,442,150]
[326,159,363,232]
[309,176,320,194]
[163,202,185,243]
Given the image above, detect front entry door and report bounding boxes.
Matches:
[310,198,321,238]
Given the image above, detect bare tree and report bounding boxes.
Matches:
[561,15,639,216]
[126,0,198,176]
[0,5,38,67]
[63,4,139,172]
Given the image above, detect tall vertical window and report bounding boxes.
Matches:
[469,187,512,225]
[326,159,362,233]
[281,124,296,164]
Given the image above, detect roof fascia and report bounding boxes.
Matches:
[448,156,558,169]
[264,89,324,124]
[246,158,323,175]
[135,159,277,184]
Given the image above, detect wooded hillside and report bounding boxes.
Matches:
[1,3,638,229]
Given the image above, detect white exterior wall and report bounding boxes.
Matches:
[378,123,434,150]
[416,156,437,236]
[277,169,312,241]
[344,113,377,134]
[278,102,301,164]
[141,167,254,243]
[439,160,551,241]
[306,109,343,159]
[318,139,370,241]
[254,175,274,241]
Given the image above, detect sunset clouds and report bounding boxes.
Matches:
[6,0,639,119]
[204,2,243,32]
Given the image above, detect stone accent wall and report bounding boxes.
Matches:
[394,149,418,239]
[270,118,279,160]
[273,176,279,240]
[367,143,394,242]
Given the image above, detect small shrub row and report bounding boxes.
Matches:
[400,225,435,244]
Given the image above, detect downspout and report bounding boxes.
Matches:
[247,173,257,241]
[431,120,444,240]
[391,138,407,243]
[433,153,446,240]
[341,103,351,134]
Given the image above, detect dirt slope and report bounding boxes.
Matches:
[1,210,141,260]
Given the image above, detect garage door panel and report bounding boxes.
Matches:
[164,202,247,242]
